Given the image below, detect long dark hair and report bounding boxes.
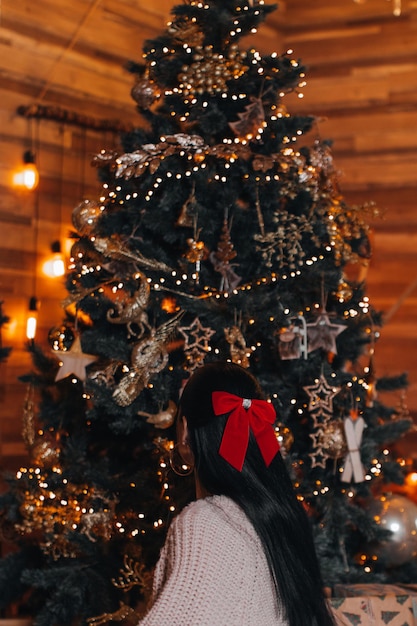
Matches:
[179,362,335,626]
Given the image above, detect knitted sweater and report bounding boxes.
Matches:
[138,494,288,626]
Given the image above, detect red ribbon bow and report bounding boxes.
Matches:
[212,391,280,471]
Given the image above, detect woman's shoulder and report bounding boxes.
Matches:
[173,495,257,543]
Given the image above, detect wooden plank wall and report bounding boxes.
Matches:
[0,0,416,469]
[272,0,417,457]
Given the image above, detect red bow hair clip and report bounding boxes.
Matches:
[212,391,280,471]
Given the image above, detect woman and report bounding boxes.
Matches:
[139,362,336,625]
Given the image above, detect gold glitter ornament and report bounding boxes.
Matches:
[131,74,159,109]
[72,199,102,236]
[318,419,347,460]
[178,44,248,97]
[224,326,250,368]
[32,438,61,467]
[335,279,353,303]
[137,400,177,429]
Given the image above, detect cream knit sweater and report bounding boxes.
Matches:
[138,494,288,625]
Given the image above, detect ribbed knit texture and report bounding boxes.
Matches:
[138,494,288,625]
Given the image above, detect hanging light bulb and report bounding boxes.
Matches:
[43,240,65,277]
[13,150,39,191]
[26,296,39,341]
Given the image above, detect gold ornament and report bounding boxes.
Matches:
[32,438,61,467]
[179,316,216,372]
[93,236,171,273]
[113,312,183,406]
[335,279,353,303]
[210,217,241,292]
[224,325,250,368]
[318,419,347,460]
[178,44,248,97]
[184,237,207,279]
[176,186,198,227]
[112,553,151,592]
[16,474,115,558]
[137,400,177,429]
[185,238,205,264]
[107,273,151,338]
[72,199,102,236]
[131,73,159,109]
[87,602,139,625]
[254,210,315,270]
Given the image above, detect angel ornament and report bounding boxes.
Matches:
[224,325,250,368]
[107,273,151,338]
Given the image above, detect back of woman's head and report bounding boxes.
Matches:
[178,361,336,626]
[178,361,277,496]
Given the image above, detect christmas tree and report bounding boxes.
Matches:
[0,1,415,624]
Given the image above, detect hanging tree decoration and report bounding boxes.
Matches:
[72,199,103,236]
[184,218,208,282]
[318,419,347,462]
[209,212,241,292]
[112,312,183,407]
[306,283,346,359]
[54,335,97,382]
[224,326,250,368]
[176,183,198,228]
[177,43,249,98]
[179,316,216,372]
[278,314,308,360]
[137,400,177,429]
[254,208,315,271]
[229,95,266,141]
[93,235,172,274]
[303,373,341,468]
[106,272,151,338]
[306,308,346,358]
[88,554,150,624]
[341,407,366,484]
[131,68,160,110]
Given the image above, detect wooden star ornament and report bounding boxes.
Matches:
[306,310,346,355]
[54,336,97,382]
